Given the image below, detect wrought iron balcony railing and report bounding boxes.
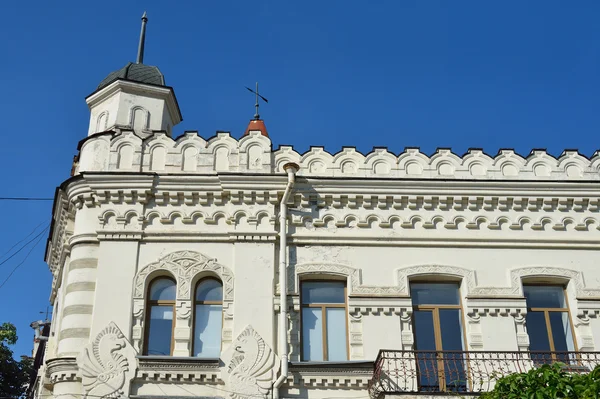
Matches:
[369,350,600,398]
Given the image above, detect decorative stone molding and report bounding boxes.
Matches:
[46,357,80,384]
[577,300,600,317]
[277,295,302,361]
[285,361,373,389]
[135,357,222,383]
[290,262,402,297]
[400,311,414,350]
[77,322,137,399]
[221,326,278,399]
[133,251,234,301]
[349,313,364,360]
[514,313,530,352]
[292,211,600,232]
[131,251,234,354]
[573,313,596,351]
[395,265,477,296]
[465,313,484,350]
[348,297,412,316]
[470,266,600,298]
[79,130,600,180]
[289,262,360,295]
[466,297,527,317]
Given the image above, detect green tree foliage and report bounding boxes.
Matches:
[481,362,600,399]
[0,322,33,398]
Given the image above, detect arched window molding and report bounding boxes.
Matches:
[395,265,477,296]
[290,262,360,295]
[132,251,234,356]
[510,267,600,298]
[96,111,109,133]
[130,106,149,131]
[466,266,600,298]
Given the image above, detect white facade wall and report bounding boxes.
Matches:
[41,83,600,399]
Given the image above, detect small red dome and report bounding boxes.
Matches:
[243,119,269,137]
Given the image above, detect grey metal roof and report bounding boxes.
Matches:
[97,62,165,90]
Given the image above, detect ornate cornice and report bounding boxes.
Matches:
[286,361,373,389]
[136,357,222,383]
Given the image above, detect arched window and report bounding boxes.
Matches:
[193,278,223,358]
[145,278,176,356]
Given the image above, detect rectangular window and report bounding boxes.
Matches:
[524,285,575,363]
[301,281,348,361]
[411,283,466,392]
[147,306,174,356]
[193,304,223,358]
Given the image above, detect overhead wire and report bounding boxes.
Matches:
[0,225,50,269]
[0,221,47,262]
[0,225,49,290]
[0,197,53,201]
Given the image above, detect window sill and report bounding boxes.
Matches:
[136,356,223,383]
[287,360,374,389]
[290,360,373,369]
[136,355,220,364]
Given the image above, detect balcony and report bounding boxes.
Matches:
[368,350,600,398]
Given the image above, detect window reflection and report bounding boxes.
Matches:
[411,283,466,392]
[194,278,223,358]
[301,281,347,361]
[524,285,575,364]
[145,278,176,356]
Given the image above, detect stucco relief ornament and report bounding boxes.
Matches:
[221,325,279,399]
[77,322,137,399]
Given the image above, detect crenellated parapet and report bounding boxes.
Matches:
[78,129,273,174]
[77,129,600,180]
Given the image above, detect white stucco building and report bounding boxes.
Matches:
[38,15,600,399]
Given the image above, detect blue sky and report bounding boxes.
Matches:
[0,0,598,357]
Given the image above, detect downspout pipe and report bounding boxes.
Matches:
[274,162,300,399]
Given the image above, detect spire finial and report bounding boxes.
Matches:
[244,82,268,120]
[136,11,148,64]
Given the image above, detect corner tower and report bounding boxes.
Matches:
[85,12,182,137]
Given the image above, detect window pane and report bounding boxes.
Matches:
[439,309,464,351]
[150,278,176,301]
[413,310,436,351]
[526,311,551,351]
[326,308,347,361]
[302,308,323,361]
[439,309,466,391]
[196,279,223,302]
[194,304,223,358]
[524,286,566,308]
[413,311,439,390]
[549,312,575,352]
[302,282,345,304]
[146,305,173,355]
[411,283,460,305]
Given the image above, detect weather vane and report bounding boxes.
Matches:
[245,82,268,120]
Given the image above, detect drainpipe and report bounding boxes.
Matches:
[273,162,300,399]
